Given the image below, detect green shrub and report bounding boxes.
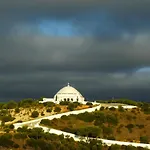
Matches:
[18,99,35,108]
[1,115,15,123]
[77,112,94,122]
[40,119,50,126]
[0,133,14,147]
[13,143,20,148]
[86,102,93,106]
[102,126,113,135]
[109,144,121,150]
[126,124,134,133]
[15,108,20,113]
[0,109,9,117]
[54,107,61,113]
[9,124,14,130]
[109,107,116,111]
[140,136,149,144]
[60,101,70,105]
[106,114,118,125]
[118,105,124,112]
[100,106,104,111]
[5,100,17,109]
[14,133,27,140]
[44,102,55,107]
[31,111,39,118]
[46,108,52,113]
[136,124,144,129]
[61,115,68,120]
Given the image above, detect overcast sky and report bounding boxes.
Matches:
[1,0,150,102]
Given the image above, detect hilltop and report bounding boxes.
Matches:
[0,98,150,150]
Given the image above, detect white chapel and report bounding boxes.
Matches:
[40,83,85,104]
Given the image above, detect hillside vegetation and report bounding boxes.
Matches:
[0,126,149,150]
[0,99,91,132]
[40,105,150,143]
[0,99,150,149]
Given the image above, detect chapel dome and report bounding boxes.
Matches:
[56,83,83,97]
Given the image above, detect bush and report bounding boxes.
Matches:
[126,124,134,129]
[102,126,113,135]
[40,119,50,126]
[106,114,118,125]
[18,99,35,108]
[77,112,94,122]
[136,124,144,129]
[60,101,70,105]
[15,108,20,113]
[44,102,55,107]
[54,107,61,113]
[31,111,39,118]
[107,136,116,140]
[1,115,15,123]
[140,136,149,144]
[109,107,116,111]
[86,102,93,106]
[61,115,68,120]
[0,109,9,117]
[46,108,52,113]
[13,143,20,148]
[5,100,18,109]
[126,124,134,133]
[0,134,14,147]
[118,105,124,112]
[14,133,27,140]
[67,104,75,111]
[76,126,102,138]
[9,124,14,130]
[94,112,106,124]
[109,144,121,150]
[100,106,104,111]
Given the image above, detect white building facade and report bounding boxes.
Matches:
[40,83,85,104]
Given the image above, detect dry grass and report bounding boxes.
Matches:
[4,104,92,125]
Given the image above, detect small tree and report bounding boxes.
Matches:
[31,111,39,118]
[9,124,14,130]
[100,106,104,111]
[15,108,20,113]
[6,100,18,109]
[140,136,149,144]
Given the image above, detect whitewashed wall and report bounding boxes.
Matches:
[108,105,137,109]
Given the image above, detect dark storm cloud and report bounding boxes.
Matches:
[1,34,150,74]
[0,0,150,101]
[1,0,150,35]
